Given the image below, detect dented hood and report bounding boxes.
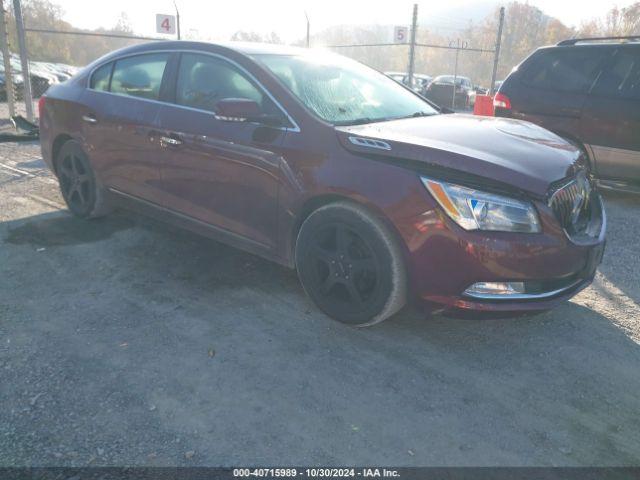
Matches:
[336,114,585,198]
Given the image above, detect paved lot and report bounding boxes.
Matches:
[1,141,639,467]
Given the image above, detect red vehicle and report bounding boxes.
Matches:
[39,41,606,326]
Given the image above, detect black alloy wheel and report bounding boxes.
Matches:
[309,222,381,310]
[296,202,407,326]
[56,140,109,218]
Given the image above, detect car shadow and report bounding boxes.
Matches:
[4,211,136,247]
[15,158,47,170]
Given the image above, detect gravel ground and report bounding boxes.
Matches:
[0,141,639,467]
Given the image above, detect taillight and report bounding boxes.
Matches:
[38,95,46,119]
[493,92,511,110]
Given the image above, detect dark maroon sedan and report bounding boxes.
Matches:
[39,41,606,326]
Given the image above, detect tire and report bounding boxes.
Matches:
[55,140,111,219]
[295,201,407,327]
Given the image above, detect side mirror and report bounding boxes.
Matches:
[440,106,455,114]
[215,98,285,127]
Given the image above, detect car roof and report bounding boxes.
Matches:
[537,42,637,54]
[556,36,640,47]
[216,41,310,55]
[83,40,314,69]
[107,40,311,57]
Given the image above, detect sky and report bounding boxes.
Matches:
[53,0,631,43]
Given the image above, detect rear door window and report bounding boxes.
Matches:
[522,47,608,93]
[110,53,170,100]
[591,48,640,100]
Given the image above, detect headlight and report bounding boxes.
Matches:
[421,177,541,233]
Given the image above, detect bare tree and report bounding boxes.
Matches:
[230,31,283,44]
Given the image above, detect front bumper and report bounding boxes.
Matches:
[401,194,606,316]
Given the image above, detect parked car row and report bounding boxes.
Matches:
[385,70,491,110]
[0,53,79,101]
[385,71,432,94]
[422,75,477,109]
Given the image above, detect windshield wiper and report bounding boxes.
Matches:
[335,117,387,126]
[408,111,433,118]
[341,117,375,125]
[336,112,433,127]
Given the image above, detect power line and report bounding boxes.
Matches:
[23,27,164,41]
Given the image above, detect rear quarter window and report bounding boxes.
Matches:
[521,47,608,93]
[90,62,112,91]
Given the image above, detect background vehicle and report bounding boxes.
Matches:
[0,53,69,99]
[494,36,640,190]
[40,41,605,326]
[412,74,432,93]
[0,71,26,101]
[385,71,431,93]
[385,71,406,84]
[424,75,473,109]
[466,85,488,108]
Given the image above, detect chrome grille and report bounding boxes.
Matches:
[548,171,594,234]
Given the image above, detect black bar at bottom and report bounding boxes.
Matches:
[0,467,638,480]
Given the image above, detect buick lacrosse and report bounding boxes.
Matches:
[39,41,606,326]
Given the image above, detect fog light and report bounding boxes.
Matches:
[464,282,525,297]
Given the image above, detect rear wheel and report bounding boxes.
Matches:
[295,201,407,326]
[55,140,110,218]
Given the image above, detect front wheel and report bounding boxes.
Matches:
[295,201,407,326]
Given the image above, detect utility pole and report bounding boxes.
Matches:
[174,0,181,40]
[490,6,505,95]
[406,3,418,89]
[451,39,461,109]
[0,1,16,119]
[13,0,33,121]
[305,12,310,48]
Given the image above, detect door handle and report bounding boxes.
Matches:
[159,135,183,147]
[82,114,97,124]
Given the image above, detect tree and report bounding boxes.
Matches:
[577,2,640,36]
[230,31,283,44]
[4,0,147,65]
[113,12,133,34]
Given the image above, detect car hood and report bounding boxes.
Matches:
[335,114,585,198]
